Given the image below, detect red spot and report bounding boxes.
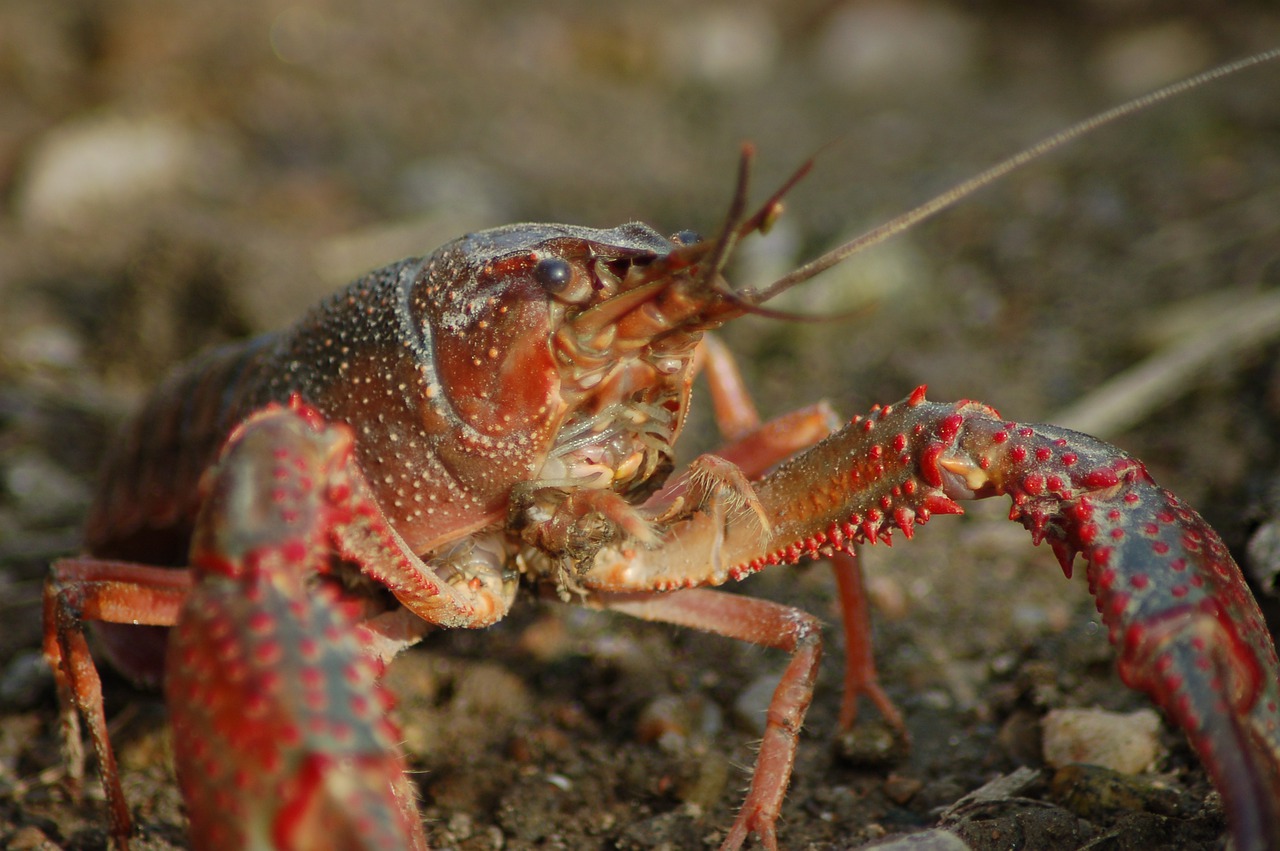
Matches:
[248,611,274,634]
[892,433,907,451]
[260,670,283,696]
[1097,567,1117,590]
[907,385,928,406]
[1011,446,1027,463]
[253,640,283,667]
[1124,492,1139,504]
[1152,541,1169,555]
[245,692,268,716]
[938,414,964,442]
[1110,528,1125,540]
[1046,475,1063,492]
[1082,469,1119,488]
[1130,574,1150,590]
[1061,453,1077,466]
[281,539,308,563]
[869,444,883,460]
[993,431,1008,443]
[923,494,963,515]
[1170,558,1187,572]
[894,507,916,538]
[1035,447,1052,462]
[1023,473,1044,494]
[1019,427,1034,438]
[1171,584,1188,598]
[306,687,328,712]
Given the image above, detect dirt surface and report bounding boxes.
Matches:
[3,2,1280,849]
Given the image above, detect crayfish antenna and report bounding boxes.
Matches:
[747,46,1280,305]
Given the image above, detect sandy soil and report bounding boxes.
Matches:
[2,2,1280,849]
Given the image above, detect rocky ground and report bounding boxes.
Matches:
[2,2,1280,849]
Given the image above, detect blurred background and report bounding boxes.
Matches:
[1,2,1279,848]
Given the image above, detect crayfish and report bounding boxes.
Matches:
[42,49,1280,850]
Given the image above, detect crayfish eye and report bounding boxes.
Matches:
[533,256,574,293]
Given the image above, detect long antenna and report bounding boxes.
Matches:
[746,47,1280,304]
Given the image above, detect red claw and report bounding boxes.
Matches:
[168,406,429,851]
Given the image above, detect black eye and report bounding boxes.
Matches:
[533,256,573,292]
[672,230,702,246]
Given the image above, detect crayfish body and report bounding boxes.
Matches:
[43,51,1280,851]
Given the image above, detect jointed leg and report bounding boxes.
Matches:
[43,559,192,846]
[592,587,821,851]
[699,334,901,733]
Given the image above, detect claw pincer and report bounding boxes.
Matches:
[166,404,427,851]
[948,401,1280,850]
[797,387,1280,850]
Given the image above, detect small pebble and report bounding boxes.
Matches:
[659,7,779,86]
[5,825,60,850]
[1042,707,1163,774]
[883,773,924,805]
[0,649,53,710]
[835,719,909,768]
[812,0,980,94]
[17,114,212,228]
[862,828,973,850]
[731,671,781,736]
